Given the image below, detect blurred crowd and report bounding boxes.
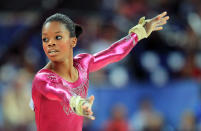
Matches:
[0,0,201,130]
[95,99,198,131]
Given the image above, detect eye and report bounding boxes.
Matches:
[56,35,62,40]
[42,38,49,43]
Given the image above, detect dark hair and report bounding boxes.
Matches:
[43,13,83,38]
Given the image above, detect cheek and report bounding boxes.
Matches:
[42,43,48,53]
[60,43,68,49]
[59,40,71,50]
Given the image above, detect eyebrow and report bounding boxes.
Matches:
[55,31,62,33]
[42,31,63,35]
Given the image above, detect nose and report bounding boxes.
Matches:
[48,40,56,47]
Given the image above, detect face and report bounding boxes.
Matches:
[42,21,77,62]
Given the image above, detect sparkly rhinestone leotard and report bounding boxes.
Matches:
[32,33,138,131]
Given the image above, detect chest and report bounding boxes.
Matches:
[62,64,89,98]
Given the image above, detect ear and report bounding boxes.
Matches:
[71,37,77,48]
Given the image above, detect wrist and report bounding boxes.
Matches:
[70,96,82,115]
[70,96,90,116]
[129,24,147,41]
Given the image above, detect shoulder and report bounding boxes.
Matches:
[74,53,94,65]
[74,53,94,71]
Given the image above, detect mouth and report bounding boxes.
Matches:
[48,49,59,56]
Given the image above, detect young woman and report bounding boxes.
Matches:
[32,12,169,131]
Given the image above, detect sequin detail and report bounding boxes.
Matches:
[47,74,58,83]
[61,63,89,116]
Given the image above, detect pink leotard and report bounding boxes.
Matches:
[32,33,138,131]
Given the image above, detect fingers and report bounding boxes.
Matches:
[154,26,163,31]
[156,16,169,24]
[153,14,169,30]
[88,95,95,105]
[82,105,95,120]
[142,11,169,35]
[156,11,167,20]
[82,97,95,120]
[155,18,167,26]
[85,109,95,120]
[164,16,170,21]
[153,11,169,23]
[87,115,95,120]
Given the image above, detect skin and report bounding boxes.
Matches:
[145,11,169,34]
[42,21,95,120]
[41,11,169,121]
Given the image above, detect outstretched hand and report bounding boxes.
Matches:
[129,11,169,41]
[82,95,95,120]
[144,11,169,36]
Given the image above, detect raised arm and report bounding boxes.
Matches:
[89,33,138,72]
[89,12,169,72]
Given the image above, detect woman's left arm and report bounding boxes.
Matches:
[89,33,138,72]
[89,12,169,72]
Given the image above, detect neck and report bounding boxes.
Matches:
[50,59,74,76]
[48,55,77,82]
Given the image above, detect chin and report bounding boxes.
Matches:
[48,56,62,62]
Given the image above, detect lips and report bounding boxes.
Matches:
[47,49,59,56]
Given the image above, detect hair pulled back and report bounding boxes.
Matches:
[43,13,83,38]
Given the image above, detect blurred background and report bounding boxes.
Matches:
[0,0,201,130]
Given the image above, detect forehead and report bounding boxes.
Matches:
[42,21,68,33]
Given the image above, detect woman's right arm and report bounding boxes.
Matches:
[33,73,72,105]
[33,72,95,119]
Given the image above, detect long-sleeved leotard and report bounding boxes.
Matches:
[32,33,138,131]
